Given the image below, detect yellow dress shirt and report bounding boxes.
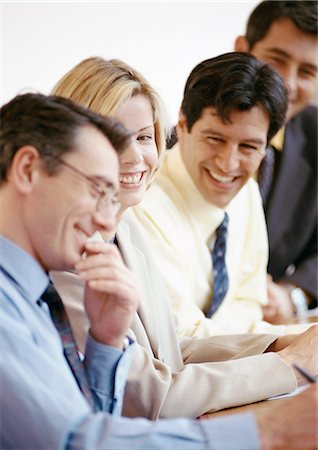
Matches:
[254,127,285,181]
[271,127,284,151]
[133,144,273,337]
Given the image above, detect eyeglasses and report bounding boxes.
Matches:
[53,157,121,214]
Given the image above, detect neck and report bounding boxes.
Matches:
[0,189,35,260]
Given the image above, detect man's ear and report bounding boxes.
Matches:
[234,35,250,52]
[9,146,42,193]
[177,111,188,134]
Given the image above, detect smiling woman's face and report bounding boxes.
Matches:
[114,94,158,212]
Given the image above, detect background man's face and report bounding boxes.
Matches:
[248,18,318,121]
[178,106,268,209]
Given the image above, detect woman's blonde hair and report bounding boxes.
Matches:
[51,57,168,165]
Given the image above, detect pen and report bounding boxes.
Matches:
[293,364,317,383]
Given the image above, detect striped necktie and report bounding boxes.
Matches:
[41,282,95,410]
[206,213,229,318]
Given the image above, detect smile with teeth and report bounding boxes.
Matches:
[120,172,144,185]
[208,170,235,184]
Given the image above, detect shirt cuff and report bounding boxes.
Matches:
[84,334,135,415]
[200,413,260,450]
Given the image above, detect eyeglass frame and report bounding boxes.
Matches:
[48,155,121,214]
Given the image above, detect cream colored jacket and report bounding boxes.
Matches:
[51,210,297,419]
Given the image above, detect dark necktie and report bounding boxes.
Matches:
[41,282,95,409]
[258,145,276,204]
[206,213,229,318]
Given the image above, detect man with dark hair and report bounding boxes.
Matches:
[2,93,317,450]
[0,93,132,183]
[135,51,299,337]
[235,0,318,323]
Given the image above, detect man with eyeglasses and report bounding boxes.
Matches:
[1,93,317,450]
[48,156,122,215]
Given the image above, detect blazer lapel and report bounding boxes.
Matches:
[116,219,161,359]
[266,119,311,250]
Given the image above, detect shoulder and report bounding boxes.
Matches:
[227,178,266,234]
[119,209,150,249]
[298,104,318,122]
[135,178,185,229]
[133,185,192,252]
[0,271,19,307]
[286,105,317,164]
[118,209,174,271]
[229,177,263,210]
[288,105,317,139]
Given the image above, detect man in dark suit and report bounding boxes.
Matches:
[235,0,318,323]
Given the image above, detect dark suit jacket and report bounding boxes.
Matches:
[264,105,317,301]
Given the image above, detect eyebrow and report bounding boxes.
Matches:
[132,124,155,134]
[266,48,318,72]
[201,128,266,146]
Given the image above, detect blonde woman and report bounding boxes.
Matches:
[53,57,166,217]
[50,56,304,420]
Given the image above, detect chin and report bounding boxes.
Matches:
[121,193,144,209]
[129,198,143,208]
[287,105,301,121]
[65,250,82,269]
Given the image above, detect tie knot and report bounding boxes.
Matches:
[40,282,67,330]
[41,282,61,308]
[217,212,229,236]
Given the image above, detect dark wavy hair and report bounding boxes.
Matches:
[0,93,132,183]
[245,1,318,49]
[180,52,288,143]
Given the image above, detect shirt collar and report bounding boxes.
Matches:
[164,144,225,242]
[0,235,49,305]
[270,127,285,151]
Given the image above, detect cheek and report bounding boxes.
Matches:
[247,154,265,175]
[33,201,63,242]
[240,151,265,176]
[34,191,78,243]
[299,79,317,99]
[23,199,58,265]
[145,146,159,173]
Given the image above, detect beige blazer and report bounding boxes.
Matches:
[51,210,297,419]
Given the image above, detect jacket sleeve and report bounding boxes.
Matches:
[122,331,297,419]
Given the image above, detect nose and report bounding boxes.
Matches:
[280,66,298,99]
[214,145,240,173]
[92,207,118,233]
[120,141,143,165]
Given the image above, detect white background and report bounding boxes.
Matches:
[1,1,260,125]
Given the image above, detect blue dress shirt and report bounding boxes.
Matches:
[0,235,260,450]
